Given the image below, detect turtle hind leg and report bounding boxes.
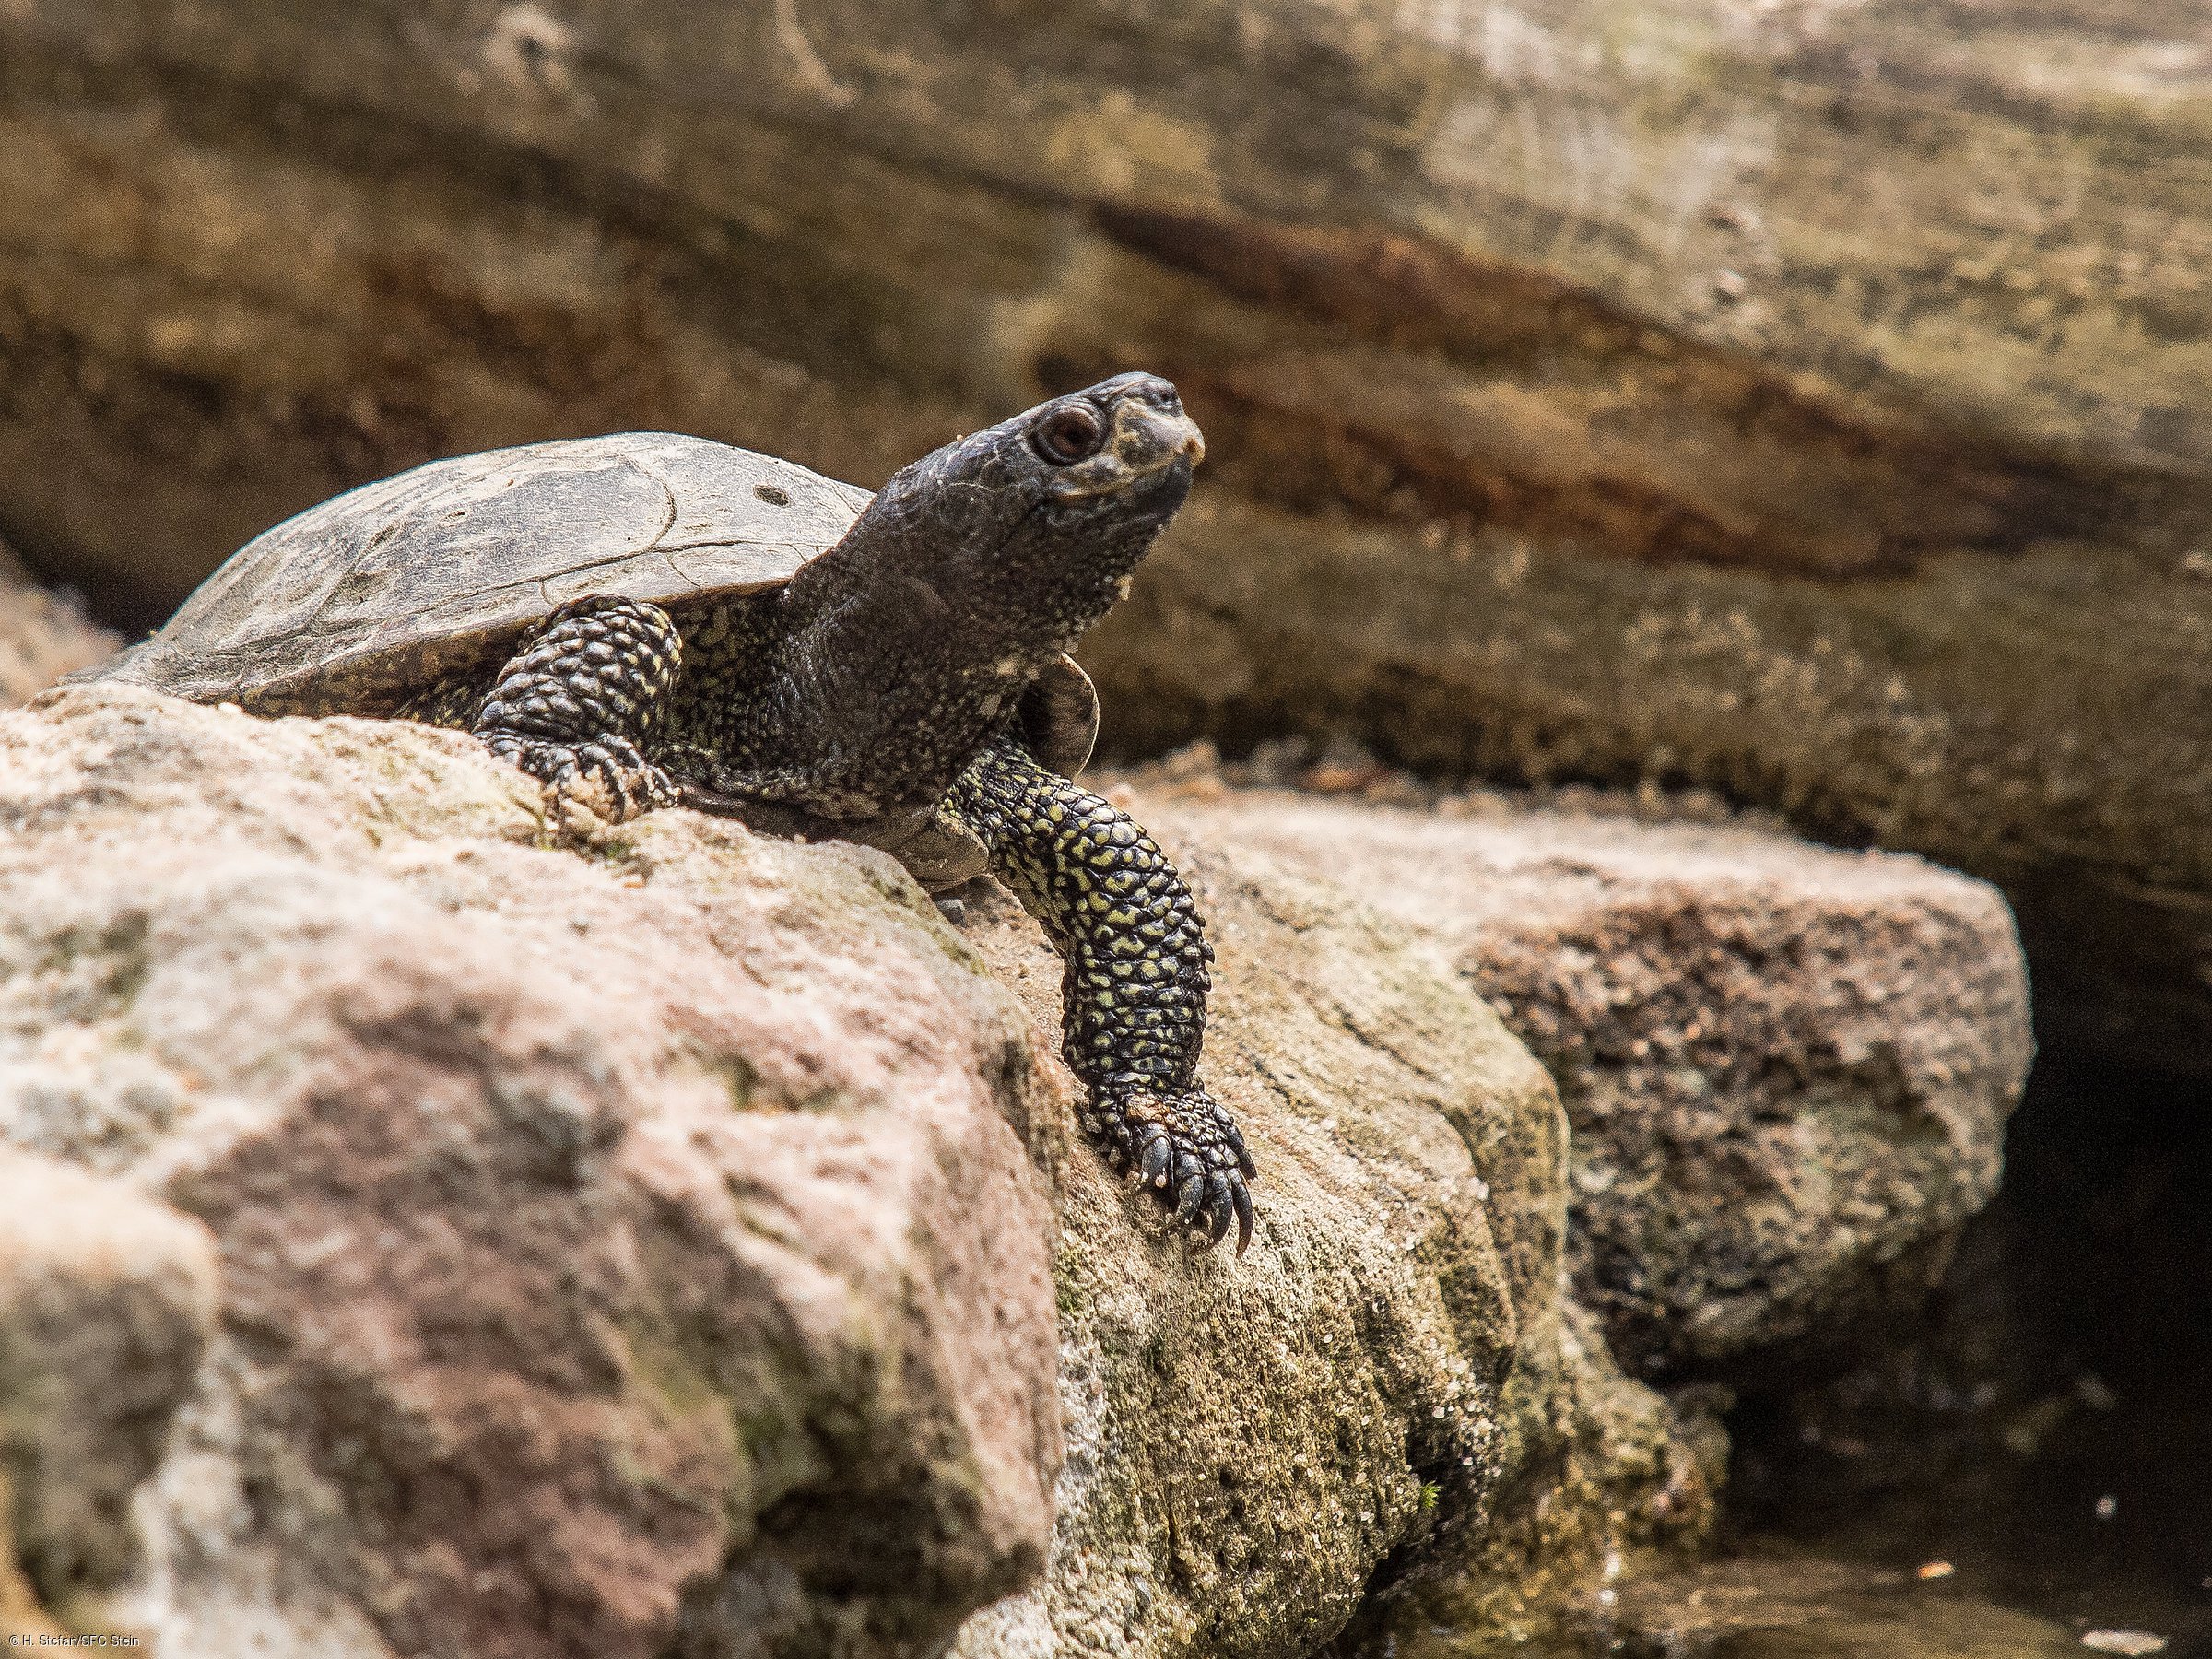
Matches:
[471,594,683,822]
[948,735,1255,1253]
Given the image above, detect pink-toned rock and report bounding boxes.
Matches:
[1138,788,2033,1377]
[0,683,1062,1659]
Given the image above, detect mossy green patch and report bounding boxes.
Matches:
[36,912,153,1018]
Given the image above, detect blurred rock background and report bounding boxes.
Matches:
[0,0,2207,1653]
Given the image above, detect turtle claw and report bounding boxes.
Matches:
[1140,1135,1173,1191]
[488,733,677,825]
[1230,1179,1255,1254]
[1202,1184,1235,1249]
[1092,1083,1256,1257]
[1227,1120,1257,1182]
[1173,1170,1206,1228]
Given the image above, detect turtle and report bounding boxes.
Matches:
[73,372,1256,1250]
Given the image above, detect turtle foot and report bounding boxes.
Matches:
[470,594,684,826]
[486,733,677,825]
[1087,1082,1255,1253]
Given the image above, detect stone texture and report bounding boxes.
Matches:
[0,683,1065,1659]
[1135,786,2032,1377]
[0,0,2207,1070]
[0,684,1706,1659]
[0,1147,218,1612]
[942,860,1706,1659]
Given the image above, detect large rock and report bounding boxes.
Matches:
[942,867,1703,1659]
[1,0,2207,1068]
[0,684,1706,1658]
[0,684,1065,1659]
[1135,785,2032,1378]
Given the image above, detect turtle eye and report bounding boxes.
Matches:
[1032,404,1107,465]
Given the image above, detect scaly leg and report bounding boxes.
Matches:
[472,595,682,820]
[949,736,1255,1251]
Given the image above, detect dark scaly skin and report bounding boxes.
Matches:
[949,736,1255,1250]
[411,597,1259,1251]
[461,595,683,817]
[408,375,1195,821]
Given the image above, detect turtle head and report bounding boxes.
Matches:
[994,373,1202,632]
[771,374,1201,811]
[819,372,1205,653]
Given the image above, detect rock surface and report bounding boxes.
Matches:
[0,685,1706,1658]
[942,866,1702,1659]
[1,0,2207,1069]
[1133,786,2032,1378]
[0,1147,218,1614]
[0,684,1066,1659]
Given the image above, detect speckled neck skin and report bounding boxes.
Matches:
[663,374,1197,818]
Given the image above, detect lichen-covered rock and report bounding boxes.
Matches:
[944,855,1706,1659]
[1136,789,2031,1378]
[0,685,1703,1658]
[0,683,1065,1659]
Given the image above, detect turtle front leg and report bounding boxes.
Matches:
[949,736,1255,1252]
[472,594,682,822]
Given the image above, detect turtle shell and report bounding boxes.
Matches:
[75,431,1101,779]
[88,433,865,712]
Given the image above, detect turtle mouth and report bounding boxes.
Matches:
[1038,451,1194,539]
[1045,399,1206,501]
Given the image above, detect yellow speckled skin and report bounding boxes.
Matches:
[953,736,1253,1248]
